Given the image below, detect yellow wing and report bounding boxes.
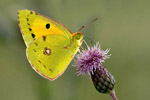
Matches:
[27,34,79,81]
[18,9,72,47]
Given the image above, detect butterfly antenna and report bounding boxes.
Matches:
[78,18,99,32]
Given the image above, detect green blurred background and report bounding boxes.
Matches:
[0,0,150,100]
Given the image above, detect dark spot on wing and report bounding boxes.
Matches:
[31,33,35,38]
[38,60,41,63]
[34,43,38,46]
[43,36,46,41]
[49,69,53,72]
[44,65,46,68]
[33,49,36,52]
[64,46,69,50]
[46,23,50,29]
[27,18,29,21]
[30,11,33,14]
[29,28,32,31]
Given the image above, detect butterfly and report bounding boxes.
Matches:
[18,9,83,81]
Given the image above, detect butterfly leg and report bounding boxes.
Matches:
[81,40,90,48]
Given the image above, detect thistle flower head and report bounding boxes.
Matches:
[76,42,111,76]
[75,42,117,99]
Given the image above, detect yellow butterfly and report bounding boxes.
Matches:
[18,9,83,81]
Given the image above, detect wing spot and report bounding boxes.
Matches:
[34,43,38,46]
[43,47,51,56]
[29,28,32,31]
[43,36,46,41]
[38,60,41,63]
[27,18,29,21]
[49,69,53,72]
[27,23,30,26]
[64,46,69,50]
[33,49,36,52]
[31,33,35,38]
[46,23,50,29]
[44,65,46,68]
[30,11,33,14]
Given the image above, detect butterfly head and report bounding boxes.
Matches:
[72,32,83,41]
[72,32,83,46]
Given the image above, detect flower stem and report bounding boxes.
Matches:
[110,90,118,100]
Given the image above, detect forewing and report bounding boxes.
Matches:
[18,9,72,47]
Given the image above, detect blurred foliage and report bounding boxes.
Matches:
[0,0,150,100]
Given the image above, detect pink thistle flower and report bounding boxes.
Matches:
[76,42,111,76]
[75,42,118,100]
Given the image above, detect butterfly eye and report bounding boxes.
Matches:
[75,34,80,40]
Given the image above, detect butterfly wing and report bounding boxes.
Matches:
[26,34,78,81]
[18,9,72,47]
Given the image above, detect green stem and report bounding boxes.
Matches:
[110,90,118,100]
